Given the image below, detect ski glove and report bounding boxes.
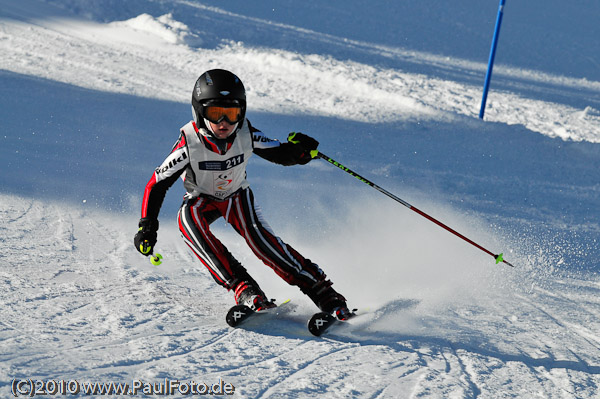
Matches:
[287,132,319,164]
[134,218,159,256]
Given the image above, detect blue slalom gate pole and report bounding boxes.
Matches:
[479,0,506,119]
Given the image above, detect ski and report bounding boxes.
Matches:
[225,299,291,328]
[225,304,254,327]
[307,310,357,337]
[226,300,357,336]
[307,311,337,336]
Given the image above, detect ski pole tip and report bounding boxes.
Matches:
[150,253,163,266]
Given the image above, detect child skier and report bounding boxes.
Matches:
[134,69,352,320]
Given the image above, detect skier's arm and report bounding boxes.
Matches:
[141,133,189,220]
[135,134,188,256]
[250,121,318,165]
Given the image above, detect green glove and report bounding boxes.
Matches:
[134,218,158,256]
[287,132,319,164]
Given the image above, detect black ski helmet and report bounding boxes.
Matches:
[191,69,246,129]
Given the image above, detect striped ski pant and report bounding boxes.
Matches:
[177,187,326,292]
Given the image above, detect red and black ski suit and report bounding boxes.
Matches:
[140,119,340,307]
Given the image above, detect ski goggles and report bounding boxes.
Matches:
[203,105,243,124]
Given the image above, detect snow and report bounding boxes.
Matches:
[1,0,599,397]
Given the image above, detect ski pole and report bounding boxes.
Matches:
[313,150,514,267]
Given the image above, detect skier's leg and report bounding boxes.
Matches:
[178,197,271,309]
[228,188,348,313]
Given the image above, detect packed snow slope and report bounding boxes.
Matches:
[1,0,599,398]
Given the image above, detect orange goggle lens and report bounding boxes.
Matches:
[204,106,242,124]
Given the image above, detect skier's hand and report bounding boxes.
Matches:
[134,218,159,256]
[287,132,319,164]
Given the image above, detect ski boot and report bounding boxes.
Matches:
[234,281,275,312]
[305,280,354,321]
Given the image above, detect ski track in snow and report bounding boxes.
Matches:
[1,194,599,398]
[1,0,600,397]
